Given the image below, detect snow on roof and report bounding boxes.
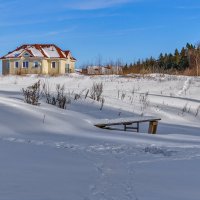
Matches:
[28,46,44,57]
[5,49,24,58]
[1,44,76,60]
[42,46,60,58]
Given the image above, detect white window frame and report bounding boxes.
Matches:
[23,61,29,68]
[15,61,19,68]
[33,61,40,68]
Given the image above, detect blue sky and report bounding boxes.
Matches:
[0,0,200,69]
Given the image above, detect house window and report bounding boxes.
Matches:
[33,61,39,68]
[15,61,19,68]
[24,53,30,57]
[6,61,10,69]
[65,64,70,73]
[51,62,56,68]
[23,61,29,68]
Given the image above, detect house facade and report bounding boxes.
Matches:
[86,65,122,75]
[0,44,76,75]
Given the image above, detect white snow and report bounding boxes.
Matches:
[28,46,44,57]
[178,77,192,96]
[0,74,200,200]
[4,45,66,58]
[42,46,60,58]
[5,49,24,58]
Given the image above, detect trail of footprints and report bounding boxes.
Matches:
[1,136,200,161]
[1,136,200,200]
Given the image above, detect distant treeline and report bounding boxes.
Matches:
[122,43,200,76]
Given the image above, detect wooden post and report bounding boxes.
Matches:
[137,122,139,132]
[148,121,158,134]
[124,124,126,131]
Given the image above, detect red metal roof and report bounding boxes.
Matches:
[1,44,76,60]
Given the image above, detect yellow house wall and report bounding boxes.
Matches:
[13,59,42,75]
[2,59,15,75]
[42,60,48,74]
[59,60,66,74]
[48,60,59,75]
[2,60,7,75]
[70,61,75,73]
[9,60,15,75]
[2,60,9,75]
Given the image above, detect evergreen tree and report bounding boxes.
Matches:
[122,42,194,74]
[174,49,180,64]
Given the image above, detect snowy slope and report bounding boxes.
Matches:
[0,74,200,200]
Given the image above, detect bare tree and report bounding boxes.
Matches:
[195,43,200,76]
[96,54,103,68]
[188,44,200,76]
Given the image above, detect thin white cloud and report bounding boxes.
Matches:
[45,27,77,36]
[63,25,165,39]
[26,27,77,38]
[177,6,200,10]
[65,0,136,10]
[0,19,48,27]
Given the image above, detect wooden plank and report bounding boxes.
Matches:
[94,116,161,127]
[123,124,139,132]
[94,116,161,134]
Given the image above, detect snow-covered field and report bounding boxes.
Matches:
[0,74,200,200]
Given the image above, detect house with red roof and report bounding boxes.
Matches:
[0,44,76,75]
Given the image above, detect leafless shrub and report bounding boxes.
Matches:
[42,82,70,109]
[56,84,70,109]
[85,89,89,99]
[139,92,149,110]
[74,93,81,100]
[132,88,135,95]
[90,82,103,101]
[42,81,52,104]
[100,97,105,110]
[117,90,120,99]
[121,92,126,100]
[195,105,200,117]
[43,114,46,124]
[22,80,41,105]
[182,103,191,114]
[74,89,86,100]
